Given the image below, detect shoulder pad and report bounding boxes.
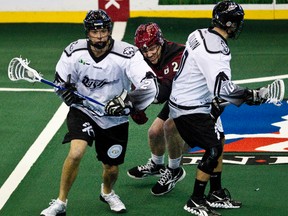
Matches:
[199,29,230,55]
[64,39,88,56]
[111,41,137,58]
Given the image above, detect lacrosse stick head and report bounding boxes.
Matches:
[264,79,285,106]
[8,57,42,83]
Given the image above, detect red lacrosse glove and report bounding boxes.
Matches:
[130,110,148,125]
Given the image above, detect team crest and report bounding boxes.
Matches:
[69,41,78,52]
[107,145,123,159]
[220,40,230,55]
[123,47,135,56]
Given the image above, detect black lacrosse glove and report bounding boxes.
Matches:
[210,97,225,122]
[130,110,148,125]
[105,89,133,116]
[56,75,83,106]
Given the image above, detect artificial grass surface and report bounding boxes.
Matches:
[0,18,287,215]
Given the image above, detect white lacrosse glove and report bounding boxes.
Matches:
[246,79,284,106]
[105,89,133,116]
[246,88,267,105]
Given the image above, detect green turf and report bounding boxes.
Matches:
[0,19,288,216]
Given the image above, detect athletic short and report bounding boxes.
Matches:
[173,113,221,150]
[62,108,129,166]
[157,101,169,121]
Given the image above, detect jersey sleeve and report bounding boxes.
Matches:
[191,30,242,104]
[54,40,85,85]
[55,52,75,83]
[126,50,158,111]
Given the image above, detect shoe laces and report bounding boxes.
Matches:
[105,192,123,206]
[138,159,155,171]
[48,199,57,206]
[157,168,172,186]
[47,199,66,210]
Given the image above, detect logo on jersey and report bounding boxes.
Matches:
[82,122,95,137]
[188,34,200,50]
[69,41,78,52]
[184,103,288,165]
[79,59,91,65]
[220,40,230,55]
[107,145,123,159]
[82,75,119,89]
[123,47,135,56]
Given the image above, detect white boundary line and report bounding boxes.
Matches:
[233,74,288,84]
[0,103,69,210]
[0,88,53,92]
[1,74,287,93]
[226,133,288,139]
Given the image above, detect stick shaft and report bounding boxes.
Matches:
[40,78,105,107]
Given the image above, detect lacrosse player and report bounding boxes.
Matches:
[126,22,187,195]
[127,21,232,199]
[40,9,157,216]
[168,1,270,215]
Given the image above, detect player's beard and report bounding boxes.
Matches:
[91,41,107,49]
[90,36,111,50]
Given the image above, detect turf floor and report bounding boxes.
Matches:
[0,18,288,216]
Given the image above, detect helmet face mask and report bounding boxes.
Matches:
[134,22,164,51]
[212,1,244,39]
[83,9,113,49]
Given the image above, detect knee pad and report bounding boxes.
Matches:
[197,145,223,174]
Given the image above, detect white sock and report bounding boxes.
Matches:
[57,198,67,205]
[168,157,182,169]
[101,183,112,195]
[151,153,164,165]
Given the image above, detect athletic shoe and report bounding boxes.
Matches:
[100,183,126,213]
[40,198,67,216]
[151,166,186,196]
[206,188,242,209]
[184,197,221,216]
[127,158,165,179]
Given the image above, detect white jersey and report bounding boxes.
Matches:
[170,28,249,120]
[56,39,157,129]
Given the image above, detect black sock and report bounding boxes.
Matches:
[192,179,208,199]
[209,172,222,193]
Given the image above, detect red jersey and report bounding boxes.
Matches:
[146,40,185,103]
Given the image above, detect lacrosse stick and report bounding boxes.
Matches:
[219,79,285,107]
[8,57,106,114]
[264,79,285,106]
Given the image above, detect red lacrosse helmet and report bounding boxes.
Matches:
[134,22,164,51]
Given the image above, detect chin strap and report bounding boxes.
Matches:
[89,36,112,50]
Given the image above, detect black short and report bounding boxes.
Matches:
[173,113,221,150]
[157,101,169,121]
[62,108,129,166]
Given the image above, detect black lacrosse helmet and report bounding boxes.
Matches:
[212,1,244,39]
[83,9,113,35]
